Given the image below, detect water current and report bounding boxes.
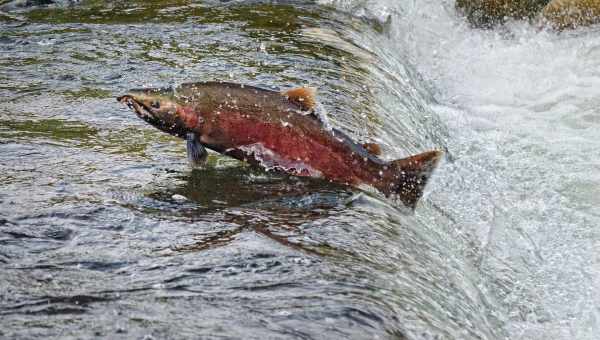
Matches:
[1,0,599,339]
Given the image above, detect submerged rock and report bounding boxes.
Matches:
[456,0,600,29]
[542,0,600,29]
[455,0,551,27]
[0,0,77,11]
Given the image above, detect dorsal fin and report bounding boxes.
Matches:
[362,142,382,156]
[282,87,316,111]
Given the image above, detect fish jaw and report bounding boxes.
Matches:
[118,94,154,121]
[117,88,191,138]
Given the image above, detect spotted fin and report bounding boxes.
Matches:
[376,150,443,209]
[186,132,207,167]
[362,142,382,156]
[282,86,317,112]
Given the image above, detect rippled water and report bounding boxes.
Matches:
[1,0,599,339]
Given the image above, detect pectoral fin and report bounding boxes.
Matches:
[186,132,207,167]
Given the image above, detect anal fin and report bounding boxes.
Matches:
[186,132,208,167]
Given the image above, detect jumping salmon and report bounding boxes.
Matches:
[117,82,442,209]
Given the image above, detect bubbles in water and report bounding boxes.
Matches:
[171,194,187,201]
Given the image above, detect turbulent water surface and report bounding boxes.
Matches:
[1,0,599,339]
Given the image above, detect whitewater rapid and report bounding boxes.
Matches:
[321,0,600,338]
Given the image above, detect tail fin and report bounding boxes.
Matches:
[377,150,442,209]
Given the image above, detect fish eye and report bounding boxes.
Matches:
[150,100,160,109]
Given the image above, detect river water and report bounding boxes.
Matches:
[1,1,599,339]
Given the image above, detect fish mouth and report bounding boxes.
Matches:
[117,95,153,120]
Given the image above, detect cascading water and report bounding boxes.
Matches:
[322,0,600,338]
[1,1,598,339]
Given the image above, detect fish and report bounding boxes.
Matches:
[117,82,442,209]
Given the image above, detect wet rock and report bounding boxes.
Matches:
[542,0,600,29]
[0,0,78,11]
[1,0,55,10]
[455,0,551,27]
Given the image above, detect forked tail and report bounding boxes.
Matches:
[376,150,443,209]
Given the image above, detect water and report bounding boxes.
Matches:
[1,0,599,339]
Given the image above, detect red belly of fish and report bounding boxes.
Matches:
[220,114,362,185]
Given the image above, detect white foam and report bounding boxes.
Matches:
[238,143,322,177]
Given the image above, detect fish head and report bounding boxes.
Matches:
[118,87,189,137]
